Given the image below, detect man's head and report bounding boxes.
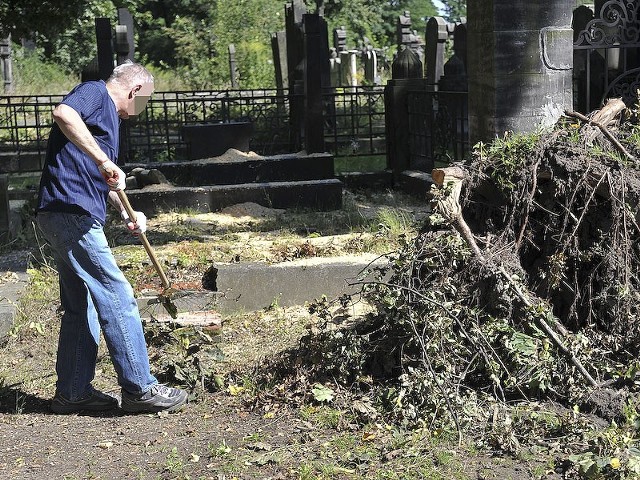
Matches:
[106,61,154,119]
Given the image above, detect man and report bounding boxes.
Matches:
[36,61,188,414]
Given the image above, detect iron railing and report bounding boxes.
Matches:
[322,85,387,167]
[407,89,469,171]
[126,88,296,162]
[0,94,61,151]
[0,87,388,172]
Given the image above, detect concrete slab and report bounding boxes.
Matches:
[136,254,385,316]
[0,251,30,338]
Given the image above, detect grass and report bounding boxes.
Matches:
[334,155,387,173]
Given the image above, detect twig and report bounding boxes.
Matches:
[564,109,636,162]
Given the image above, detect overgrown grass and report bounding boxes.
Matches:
[10,47,78,95]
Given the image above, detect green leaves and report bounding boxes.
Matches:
[312,383,335,403]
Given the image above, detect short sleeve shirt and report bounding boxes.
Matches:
[37,81,120,224]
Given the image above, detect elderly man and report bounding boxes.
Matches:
[36,61,187,414]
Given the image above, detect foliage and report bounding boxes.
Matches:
[241,116,640,479]
[2,0,449,92]
[0,0,86,39]
[10,45,78,95]
[441,0,466,22]
[317,0,437,50]
[144,319,224,390]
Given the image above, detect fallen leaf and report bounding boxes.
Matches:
[247,441,272,452]
[362,431,376,441]
[228,385,244,396]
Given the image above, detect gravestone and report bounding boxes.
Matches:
[329,48,341,87]
[271,31,288,89]
[385,45,425,178]
[334,27,347,52]
[425,17,448,87]
[96,18,114,80]
[0,36,12,93]
[116,8,134,64]
[303,13,327,153]
[182,122,254,160]
[439,23,467,91]
[285,0,307,151]
[363,44,379,85]
[229,44,239,88]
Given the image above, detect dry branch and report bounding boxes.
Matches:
[431,167,600,387]
[565,101,635,162]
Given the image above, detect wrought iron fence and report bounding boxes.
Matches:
[0,94,60,150]
[0,87,388,172]
[573,1,640,113]
[407,89,469,171]
[322,85,387,170]
[125,88,296,163]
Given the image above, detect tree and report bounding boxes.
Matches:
[0,0,86,39]
[317,0,437,48]
[441,0,466,22]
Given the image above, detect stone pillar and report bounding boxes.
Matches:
[116,8,135,64]
[285,0,307,152]
[385,46,425,179]
[467,0,573,145]
[302,13,326,153]
[425,17,448,87]
[0,36,13,93]
[271,31,288,90]
[228,44,239,88]
[96,18,114,80]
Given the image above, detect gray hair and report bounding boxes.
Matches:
[107,60,154,88]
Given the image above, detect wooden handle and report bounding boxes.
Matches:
[117,190,171,290]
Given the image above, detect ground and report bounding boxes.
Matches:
[0,189,564,480]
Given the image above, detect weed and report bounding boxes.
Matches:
[164,447,185,475]
[209,440,232,457]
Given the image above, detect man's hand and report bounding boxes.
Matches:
[99,161,127,191]
[121,210,147,235]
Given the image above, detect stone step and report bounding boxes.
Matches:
[122,152,335,187]
[125,178,344,216]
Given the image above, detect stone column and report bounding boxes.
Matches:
[467,0,573,145]
[96,18,114,80]
[302,13,326,153]
[0,36,12,93]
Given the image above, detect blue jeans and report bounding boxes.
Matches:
[36,211,157,400]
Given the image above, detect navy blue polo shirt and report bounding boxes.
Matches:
[37,81,120,224]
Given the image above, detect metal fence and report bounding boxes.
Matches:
[0,94,61,164]
[407,89,469,171]
[573,1,640,113]
[125,88,295,163]
[0,86,387,172]
[323,86,387,168]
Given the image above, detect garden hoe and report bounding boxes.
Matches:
[117,190,179,319]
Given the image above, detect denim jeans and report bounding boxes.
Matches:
[36,211,157,400]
